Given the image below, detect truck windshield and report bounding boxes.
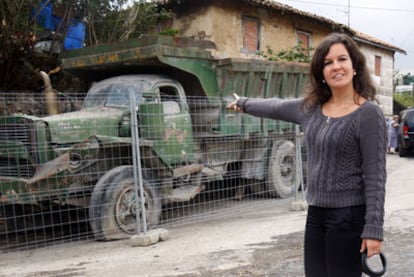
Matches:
[83,82,148,109]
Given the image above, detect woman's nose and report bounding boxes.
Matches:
[332,60,341,69]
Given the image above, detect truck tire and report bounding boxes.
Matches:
[89,165,161,240]
[266,140,297,198]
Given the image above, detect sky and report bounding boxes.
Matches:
[275,0,414,74]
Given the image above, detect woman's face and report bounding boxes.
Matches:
[322,43,355,91]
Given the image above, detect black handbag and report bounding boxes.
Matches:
[361,250,387,277]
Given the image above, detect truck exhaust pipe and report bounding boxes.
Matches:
[40,68,60,115]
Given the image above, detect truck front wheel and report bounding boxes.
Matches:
[266,140,297,198]
[89,165,161,240]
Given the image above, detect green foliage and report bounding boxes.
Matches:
[394,92,414,108]
[86,0,175,44]
[257,42,312,63]
[402,73,414,85]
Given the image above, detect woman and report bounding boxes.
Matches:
[229,33,387,277]
[387,114,399,153]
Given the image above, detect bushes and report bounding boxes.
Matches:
[394,92,414,109]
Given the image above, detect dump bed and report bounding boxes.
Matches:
[61,35,309,101]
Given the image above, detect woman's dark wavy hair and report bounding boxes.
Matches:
[303,32,376,110]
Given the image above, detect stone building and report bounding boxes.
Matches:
[159,0,406,115]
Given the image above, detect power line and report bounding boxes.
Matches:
[284,0,414,13]
[400,28,414,47]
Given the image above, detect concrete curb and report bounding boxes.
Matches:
[130,228,169,247]
[289,200,308,211]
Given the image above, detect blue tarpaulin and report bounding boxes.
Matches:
[30,0,55,30]
[30,0,85,50]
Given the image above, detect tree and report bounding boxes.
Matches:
[86,0,174,45]
[402,73,414,85]
[0,0,85,90]
[0,1,41,90]
[0,0,174,90]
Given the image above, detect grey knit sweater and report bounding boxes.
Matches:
[238,97,387,241]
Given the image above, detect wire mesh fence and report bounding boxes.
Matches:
[0,87,306,252]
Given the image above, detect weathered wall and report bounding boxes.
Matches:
[360,45,394,116]
[171,1,334,59]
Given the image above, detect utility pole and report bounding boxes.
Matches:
[339,0,351,27]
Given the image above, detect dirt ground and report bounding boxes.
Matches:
[2,154,414,277]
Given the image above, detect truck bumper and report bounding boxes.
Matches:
[0,152,72,205]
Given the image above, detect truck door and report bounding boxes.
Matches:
[144,83,194,166]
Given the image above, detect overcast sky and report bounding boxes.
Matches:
[275,0,414,74]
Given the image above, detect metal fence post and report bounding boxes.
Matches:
[291,124,307,210]
[129,91,148,235]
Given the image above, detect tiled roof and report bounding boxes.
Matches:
[158,0,406,54]
[351,31,406,54]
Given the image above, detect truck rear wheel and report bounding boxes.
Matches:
[266,140,297,198]
[89,165,161,240]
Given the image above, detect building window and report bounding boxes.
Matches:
[296,30,311,55]
[242,16,260,53]
[375,55,382,76]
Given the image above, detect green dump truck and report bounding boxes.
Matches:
[0,36,308,240]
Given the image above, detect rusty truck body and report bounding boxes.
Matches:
[0,36,308,240]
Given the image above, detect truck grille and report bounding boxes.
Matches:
[0,123,35,178]
[0,124,32,147]
[0,158,34,177]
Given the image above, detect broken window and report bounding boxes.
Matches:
[242,16,260,54]
[375,55,382,76]
[296,30,311,55]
